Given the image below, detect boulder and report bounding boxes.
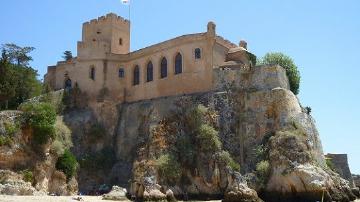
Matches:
[102,186,129,201]
[0,170,36,195]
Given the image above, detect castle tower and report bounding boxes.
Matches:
[78,13,130,59]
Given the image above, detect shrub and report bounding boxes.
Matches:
[256,160,271,184]
[51,118,73,156]
[0,135,12,146]
[326,158,336,171]
[175,135,195,166]
[196,124,222,153]
[20,102,56,145]
[218,151,240,172]
[21,169,34,184]
[156,154,181,184]
[186,104,208,130]
[56,150,78,180]
[4,120,20,136]
[259,52,300,95]
[304,106,312,115]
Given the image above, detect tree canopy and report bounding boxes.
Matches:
[62,51,73,61]
[0,44,42,109]
[259,52,301,95]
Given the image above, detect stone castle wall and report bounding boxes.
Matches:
[44,13,246,104]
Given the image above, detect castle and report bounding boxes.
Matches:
[44,13,255,103]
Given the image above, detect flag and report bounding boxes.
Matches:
[121,0,130,5]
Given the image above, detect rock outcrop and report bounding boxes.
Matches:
[0,64,356,201]
[0,111,78,195]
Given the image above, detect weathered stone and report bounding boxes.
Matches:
[102,186,129,201]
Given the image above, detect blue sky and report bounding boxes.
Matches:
[1,0,359,173]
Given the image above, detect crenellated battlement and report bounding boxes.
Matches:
[83,13,130,27]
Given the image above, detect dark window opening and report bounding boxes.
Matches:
[195,48,201,59]
[133,65,140,85]
[90,67,95,80]
[119,38,123,45]
[119,68,125,78]
[97,31,101,34]
[160,57,167,78]
[64,78,72,89]
[175,53,182,74]
[146,62,153,82]
[92,38,96,42]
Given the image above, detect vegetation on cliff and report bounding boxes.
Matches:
[20,102,57,145]
[56,150,78,180]
[258,52,301,95]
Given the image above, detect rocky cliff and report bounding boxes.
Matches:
[0,65,357,202]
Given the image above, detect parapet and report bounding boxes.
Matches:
[83,13,130,27]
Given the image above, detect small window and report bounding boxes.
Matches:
[160,57,167,78]
[146,61,153,82]
[133,65,140,85]
[97,31,101,34]
[175,53,182,74]
[195,48,201,59]
[119,38,123,45]
[90,67,95,80]
[119,68,125,78]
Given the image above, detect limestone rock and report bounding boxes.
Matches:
[224,172,263,202]
[0,170,36,195]
[102,186,129,201]
[165,189,176,202]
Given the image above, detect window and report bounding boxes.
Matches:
[175,52,182,74]
[119,68,125,78]
[160,57,167,78]
[119,38,123,45]
[90,67,95,80]
[146,61,153,82]
[195,48,201,59]
[133,65,140,85]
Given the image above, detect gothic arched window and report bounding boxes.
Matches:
[119,68,125,78]
[133,65,140,85]
[175,52,182,74]
[146,61,153,82]
[195,48,201,59]
[160,57,167,78]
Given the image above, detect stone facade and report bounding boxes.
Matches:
[44,13,254,103]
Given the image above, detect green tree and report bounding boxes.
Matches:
[0,44,41,109]
[259,52,301,95]
[62,51,73,61]
[1,43,35,66]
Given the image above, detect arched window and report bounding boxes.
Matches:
[64,78,72,90]
[195,48,201,59]
[146,61,153,82]
[90,67,95,80]
[175,53,182,74]
[118,68,125,78]
[160,57,167,78]
[133,65,140,85]
[119,38,123,45]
